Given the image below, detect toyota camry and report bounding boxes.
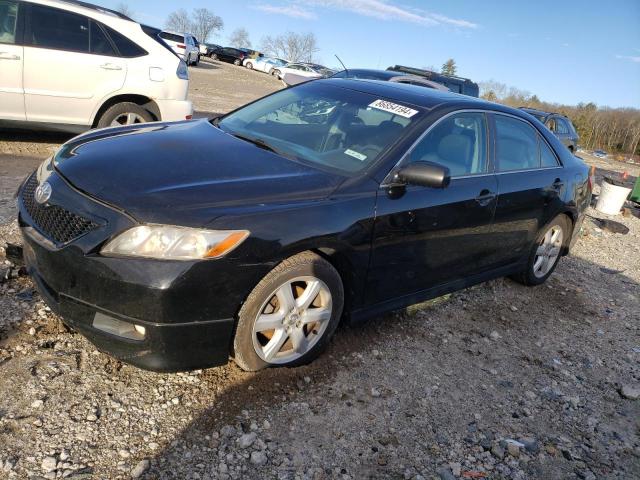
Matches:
[18,79,592,372]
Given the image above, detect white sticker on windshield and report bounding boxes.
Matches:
[345,149,367,161]
[368,99,418,118]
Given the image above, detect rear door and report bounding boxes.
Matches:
[23,3,126,125]
[0,0,25,120]
[489,113,565,266]
[367,111,499,305]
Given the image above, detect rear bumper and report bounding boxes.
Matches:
[156,98,193,122]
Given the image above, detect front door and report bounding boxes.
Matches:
[23,4,126,125]
[367,111,498,305]
[0,0,25,120]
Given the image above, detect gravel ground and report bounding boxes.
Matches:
[0,65,639,480]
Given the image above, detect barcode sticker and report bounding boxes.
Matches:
[368,99,418,118]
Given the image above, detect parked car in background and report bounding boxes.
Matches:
[275,63,334,85]
[593,150,607,158]
[159,30,199,66]
[519,108,580,153]
[387,65,479,97]
[331,69,449,91]
[238,48,261,59]
[200,43,221,57]
[211,47,246,65]
[18,79,591,372]
[243,56,286,74]
[0,0,192,131]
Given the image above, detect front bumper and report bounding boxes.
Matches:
[156,98,193,122]
[17,170,268,372]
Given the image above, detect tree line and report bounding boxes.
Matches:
[480,80,640,156]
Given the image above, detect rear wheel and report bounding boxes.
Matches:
[96,102,153,128]
[272,69,281,78]
[512,214,571,286]
[233,58,241,66]
[246,62,253,69]
[211,53,218,60]
[233,252,344,371]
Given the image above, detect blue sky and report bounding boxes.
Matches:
[99,0,640,108]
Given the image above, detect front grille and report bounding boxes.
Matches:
[21,174,98,245]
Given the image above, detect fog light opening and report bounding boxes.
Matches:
[93,312,146,341]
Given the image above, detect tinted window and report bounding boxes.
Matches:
[540,137,559,167]
[495,115,539,171]
[0,0,18,44]
[160,31,183,43]
[408,112,488,177]
[556,118,569,134]
[29,4,89,52]
[89,21,115,55]
[103,24,147,57]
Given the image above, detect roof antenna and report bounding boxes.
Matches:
[335,54,348,74]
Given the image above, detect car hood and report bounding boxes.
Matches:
[54,120,344,226]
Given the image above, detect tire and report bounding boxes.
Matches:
[193,54,199,66]
[96,102,154,128]
[246,62,253,69]
[233,252,344,372]
[233,58,241,66]
[211,53,218,60]
[512,214,571,286]
[272,69,281,78]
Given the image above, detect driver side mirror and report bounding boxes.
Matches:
[394,162,451,189]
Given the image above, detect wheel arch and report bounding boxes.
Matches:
[92,94,161,128]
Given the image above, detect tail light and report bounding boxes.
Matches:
[177,44,186,49]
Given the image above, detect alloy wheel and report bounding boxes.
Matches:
[252,276,332,364]
[110,113,147,126]
[533,225,563,278]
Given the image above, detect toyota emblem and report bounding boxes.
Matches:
[34,181,52,205]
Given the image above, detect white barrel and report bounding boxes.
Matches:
[595,179,631,215]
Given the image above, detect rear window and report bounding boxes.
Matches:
[160,31,183,43]
[104,24,147,57]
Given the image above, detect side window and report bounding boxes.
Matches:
[408,112,488,177]
[89,21,115,56]
[102,24,147,57]
[0,0,18,44]
[540,136,559,167]
[29,4,89,53]
[495,115,540,171]
[556,118,569,134]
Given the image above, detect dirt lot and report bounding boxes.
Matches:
[0,62,639,480]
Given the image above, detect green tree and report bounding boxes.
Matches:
[441,58,457,76]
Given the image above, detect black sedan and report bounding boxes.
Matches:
[211,47,247,65]
[18,80,592,372]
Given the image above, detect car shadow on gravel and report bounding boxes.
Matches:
[0,129,74,147]
[141,252,639,479]
[193,61,221,71]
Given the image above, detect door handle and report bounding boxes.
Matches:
[100,63,122,70]
[0,52,20,60]
[475,190,496,206]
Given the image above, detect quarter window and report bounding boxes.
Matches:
[89,21,115,56]
[494,115,539,171]
[540,137,559,167]
[408,112,488,177]
[103,24,147,57]
[0,0,18,44]
[29,4,89,53]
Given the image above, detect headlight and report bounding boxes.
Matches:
[101,226,249,260]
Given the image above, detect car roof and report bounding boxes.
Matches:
[343,69,408,79]
[321,78,524,115]
[34,0,135,22]
[520,107,567,119]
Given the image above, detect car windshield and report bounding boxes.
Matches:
[217,82,422,174]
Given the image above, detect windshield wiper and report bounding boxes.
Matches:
[230,132,298,161]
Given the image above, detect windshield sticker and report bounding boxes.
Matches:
[368,99,418,118]
[344,149,367,161]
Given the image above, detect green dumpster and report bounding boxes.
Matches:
[631,175,640,203]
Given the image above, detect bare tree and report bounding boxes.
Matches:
[165,9,191,33]
[441,58,457,76]
[191,8,223,43]
[229,28,251,48]
[260,32,319,63]
[115,2,133,18]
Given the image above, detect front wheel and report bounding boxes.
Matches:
[211,53,218,60]
[272,69,281,78]
[246,62,253,69]
[233,58,241,66]
[233,252,344,371]
[512,214,571,286]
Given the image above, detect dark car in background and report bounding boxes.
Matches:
[18,79,591,373]
[519,108,580,153]
[201,43,222,57]
[387,65,480,97]
[211,47,246,65]
[331,69,449,91]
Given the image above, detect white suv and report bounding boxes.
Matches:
[0,0,193,131]
[159,30,199,66]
